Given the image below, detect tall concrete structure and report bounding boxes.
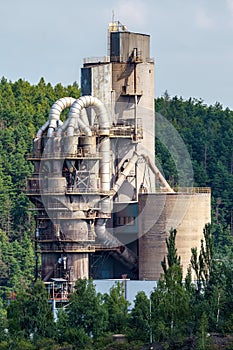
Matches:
[138,189,211,280]
[27,21,211,285]
[81,22,155,196]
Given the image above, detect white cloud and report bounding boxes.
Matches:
[114,0,148,29]
[195,10,215,29]
[226,0,233,14]
[225,0,233,29]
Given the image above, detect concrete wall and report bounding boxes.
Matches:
[81,59,155,200]
[138,190,211,280]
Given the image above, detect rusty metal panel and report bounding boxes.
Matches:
[110,32,150,62]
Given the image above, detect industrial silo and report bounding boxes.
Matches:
[138,188,211,280]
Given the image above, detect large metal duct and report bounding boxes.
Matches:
[35,97,76,139]
[79,108,89,128]
[36,120,50,139]
[37,96,176,274]
[111,152,174,195]
[141,154,174,193]
[56,97,90,136]
[56,96,137,270]
[66,96,110,137]
[59,95,111,197]
[95,219,138,271]
[47,97,76,137]
[112,153,139,196]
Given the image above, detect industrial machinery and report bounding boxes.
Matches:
[27,21,211,286]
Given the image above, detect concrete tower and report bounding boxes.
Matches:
[81,22,159,278]
[81,22,155,193]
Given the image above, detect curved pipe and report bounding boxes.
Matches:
[58,96,111,212]
[60,96,110,137]
[57,98,89,136]
[47,97,76,137]
[36,120,50,139]
[80,108,90,128]
[95,219,138,271]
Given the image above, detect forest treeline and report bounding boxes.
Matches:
[0,78,233,348]
[0,226,232,349]
[0,77,81,289]
[156,92,233,255]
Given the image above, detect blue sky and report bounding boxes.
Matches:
[1,0,233,109]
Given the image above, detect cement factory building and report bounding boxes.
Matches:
[27,21,211,288]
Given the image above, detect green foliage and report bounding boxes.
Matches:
[161,228,181,276]
[128,291,150,342]
[211,223,233,257]
[156,95,233,255]
[30,281,56,340]
[55,309,69,344]
[0,79,233,348]
[7,288,33,339]
[189,223,233,337]
[222,256,233,333]
[0,77,80,289]
[0,231,35,289]
[196,312,209,350]
[57,278,108,345]
[104,282,130,334]
[151,264,191,344]
[151,229,191,344]
[191,224,213,294]
[0,299,7,343]
[7,281,55,342]
[3,339,36,350]
[59,326,92,349]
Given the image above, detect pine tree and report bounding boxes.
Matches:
[65,279,108,340]
[161,228,181,278]
[128,291,150,342]
[7,281,55,342]
[196,312,209,350]
[151,228,191,344]
[104,281,130,334]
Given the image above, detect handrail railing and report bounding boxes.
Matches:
[26,187,111,195]
[139,187,211,194]
[27,151,101,160]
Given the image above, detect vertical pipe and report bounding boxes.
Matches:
[99,137,110,192]
[35,227,39,281]
[99,137,111,213]
[36,120,50,139]
[133,62,137,94]
[149,296,153,346]
[134,94,138,139]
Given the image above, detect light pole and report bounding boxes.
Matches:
[149,295,153,349]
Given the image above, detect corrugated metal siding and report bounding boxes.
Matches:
[81,67,92,95]
[110,32,120,62]
[110,32,150,62]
